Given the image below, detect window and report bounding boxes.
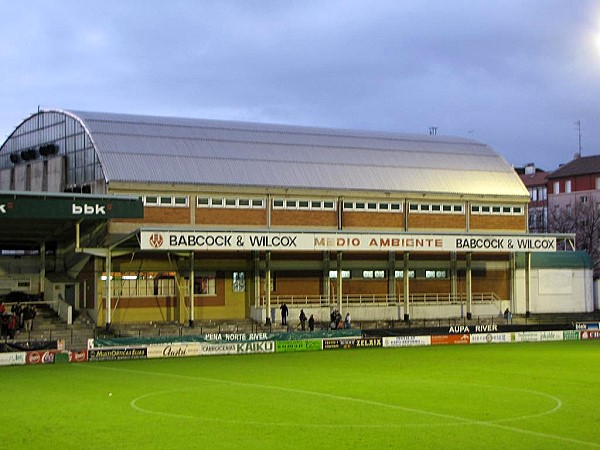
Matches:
[362,270,385,279]
[565,180,572,193]
[329,270,351,279]
[596,178,600,190]
[395,270,415,279]
[233,272,245,292]
[580,195,588,204]
[553,181,560,194]
[425,270,447,279]
[194,273,216,295]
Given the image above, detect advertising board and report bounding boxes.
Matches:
[0,352,26,366]
[382,336,431,348]
[276,340,322,352]
[147,343,201,359]
[431,334,470,345]
[88,347,148,362]
[26,350,57,365]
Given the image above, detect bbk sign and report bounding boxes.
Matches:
[0,194,143,219]
[72,203,107,216]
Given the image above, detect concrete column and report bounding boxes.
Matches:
[525,252,531,317]
[189,251,195,327]
[265,251,271,325]
[388,252,396,301]
[254,252,260,308]
[105,251,112,330]
[403,252,410,321]
[450,251,457,302]
[337,252,343,314]
[466,252,472,320]
[323,252,330,305]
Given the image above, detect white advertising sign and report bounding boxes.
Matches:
[383,335,431,348]
[470,333,514,344]
[141,230,556,253]
[147,343,201,359]
[0,352,27,366]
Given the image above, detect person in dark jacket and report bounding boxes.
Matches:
[299,309,307,331]
[308,314,315,331]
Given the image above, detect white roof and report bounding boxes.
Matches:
[33,110,534,198]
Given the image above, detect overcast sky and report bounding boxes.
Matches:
[1,0,599,171]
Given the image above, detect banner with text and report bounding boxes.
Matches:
[141,230,557,253]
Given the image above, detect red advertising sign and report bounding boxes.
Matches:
[431,334,471,345]
[581,331,600,340]
[69,350,89,363]
[26,350,57,365]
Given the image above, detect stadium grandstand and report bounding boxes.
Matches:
[0,109,592,333]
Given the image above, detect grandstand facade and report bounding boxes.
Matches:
[0,109,589,328]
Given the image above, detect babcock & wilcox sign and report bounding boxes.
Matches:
[140,230,557,253]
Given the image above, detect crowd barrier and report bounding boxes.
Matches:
[1,322,599,367]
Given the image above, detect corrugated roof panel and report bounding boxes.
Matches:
[62,109,528,198]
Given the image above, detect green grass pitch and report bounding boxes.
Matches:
[2,341,599,449]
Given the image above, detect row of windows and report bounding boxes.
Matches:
[141,195,525,216]
[329,270,447,279]
[143,195,189,207]
[198,197,265,208]
[272,199,336,210]
[471,204,523,215]
[99,269,459,298]
[409,203,464,214]
[553,178,600,194]
[342,201,402,212]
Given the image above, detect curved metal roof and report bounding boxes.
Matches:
[7,109,530,198]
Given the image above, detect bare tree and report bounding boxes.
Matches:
[548,198,600,272]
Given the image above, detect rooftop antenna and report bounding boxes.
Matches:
[574,120,582,157]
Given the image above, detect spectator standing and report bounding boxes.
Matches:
[344,312,351,329]
[23,305,36,332]
[308,314,315,331]
[280,303,289,326]
[11,302,23,330]
[299,309,307,331]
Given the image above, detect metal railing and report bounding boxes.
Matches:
[260,292,501,307]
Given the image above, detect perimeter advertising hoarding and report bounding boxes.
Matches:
[88,347,148,362]
[0,352,26,366]
[575,322,600,330]
[580,330,600,340]
[513,331,564,342]
[26,350,57,365]
[276,340,323,352]
[147,343,201,359]
[322,337,383,350]
[69,350,89,363]
[199,341,275,356]
[469,333,513,344]
[431,334,470,345]
[140,230,556,253]
[382,335,431,348]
